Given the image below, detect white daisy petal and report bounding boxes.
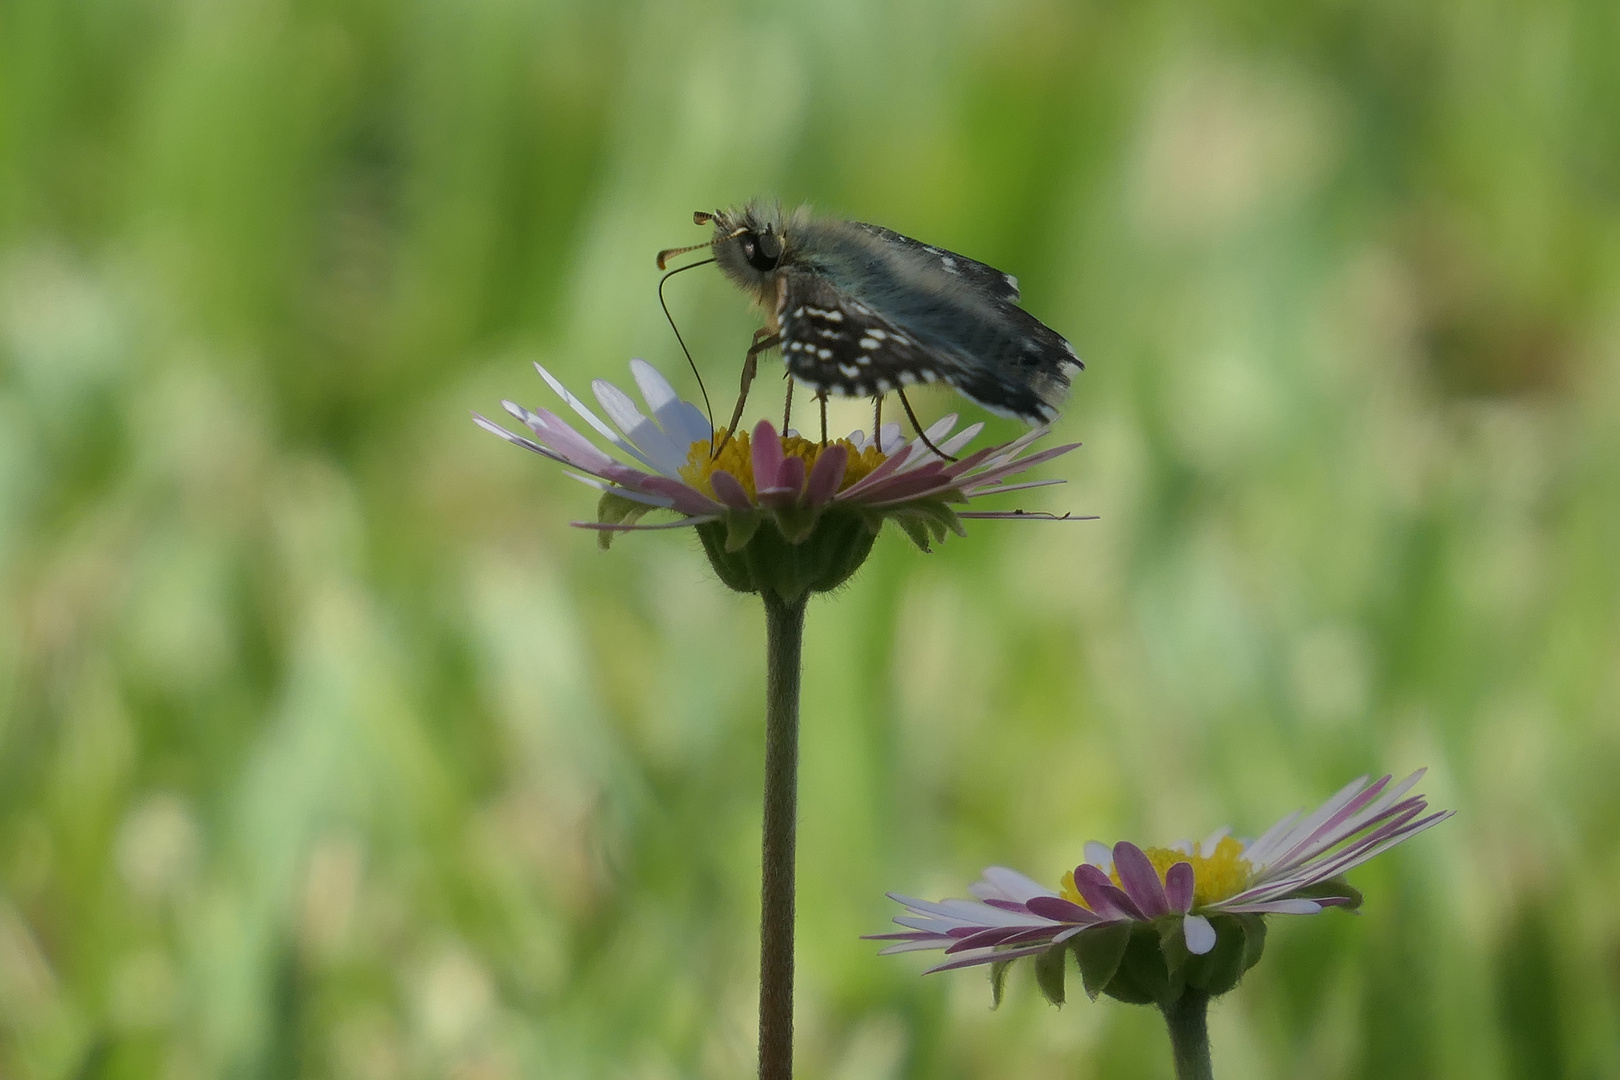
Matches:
[1183,914,1217,955]
[562,473,674,507]
[631,358,712,447]
[534,362,658,471]
[978,866,1059,903]
[592,379,687,476]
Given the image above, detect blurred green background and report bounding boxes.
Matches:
[3,0,1619,1077]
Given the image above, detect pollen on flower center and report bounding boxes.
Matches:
[678,433,887,501]
[1059,836,1253,912]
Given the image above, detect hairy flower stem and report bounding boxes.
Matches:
[759,592,807,1080]
[1161,990,1215,1080]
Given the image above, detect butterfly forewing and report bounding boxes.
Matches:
[848,222,1022,305]
[776,272,958,398]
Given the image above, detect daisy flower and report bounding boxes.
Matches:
[873,771,1451,1006]
[474,360,1083,589]
[477,357,1089,1080]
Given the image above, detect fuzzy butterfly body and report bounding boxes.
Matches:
[694,201,1081,424]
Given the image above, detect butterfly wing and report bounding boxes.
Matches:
[843,221,1081,420]
[776,272,962,398]
[772,217,1081,422]
[848,222,1022,305]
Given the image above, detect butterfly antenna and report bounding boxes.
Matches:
[658,256,717,437]
[895,387,959,462]
[656,227,747,270]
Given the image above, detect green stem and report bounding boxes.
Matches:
[1161,990,1215,1080]
[759,591,806,1080]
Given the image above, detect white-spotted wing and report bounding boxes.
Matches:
[777,273,954,399]
[777,252,1077,423]
[849,222,1023,305]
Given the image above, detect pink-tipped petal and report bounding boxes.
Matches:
[940,444,1000,480]
[957,442,1083,489]
[636,475,724,516]
[1083,841,1113,871]
[561,472,674,507]
[757,454,806,506]
[835,443,915,499]
[876,938,952,955]
[511,403,618,474]
[1246,775,1371,870]
[709,470,754,510]
[473,413,566,464]
[957,478,1066,498]
[1072,864,1146,921]
[945,926,1034,953]
[804,444,848,506]
[922,942,1053,975]
[1113,842,1171,918]
[1165,862,1195,913]
[1217,899,1322,915]
[750,420,785,489]
[572,517,718,533]
[597,461,667,493]
[534,363,659,471]
[1183,914,1217,955]
[1264,775,1392,872]
[1025,896,1102,924]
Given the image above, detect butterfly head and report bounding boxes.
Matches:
[702,201,801,308]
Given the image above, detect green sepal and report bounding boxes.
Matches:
[694,510,877,602]
[989,959,1013,1010]
[1238,913,1267,973]
[770,504,820,545]
[885,496,966,552]
[895,516,935,552]
[596,493,652,550]
[1157,918,1192,979]
[1034,942,1067,1006]
[1100,924,1184,1007]
[1181,916,1249,996]
[723,510,762,552]
[1074,923,1130,1001]
[852,506,888,535]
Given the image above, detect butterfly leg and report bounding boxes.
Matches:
[872,395,883,444]
[896,387,958,462]
[713,329,781,456]
[818,390,828,447]
[782,374,794,432]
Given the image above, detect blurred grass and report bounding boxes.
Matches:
[2,0,1619,1077]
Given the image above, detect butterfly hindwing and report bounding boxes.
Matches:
[776,272,961,398]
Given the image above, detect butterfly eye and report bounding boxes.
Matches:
[742,230,780,272]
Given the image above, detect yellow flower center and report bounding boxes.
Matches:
[1059,836,1252,912]
[678,433,887,501]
